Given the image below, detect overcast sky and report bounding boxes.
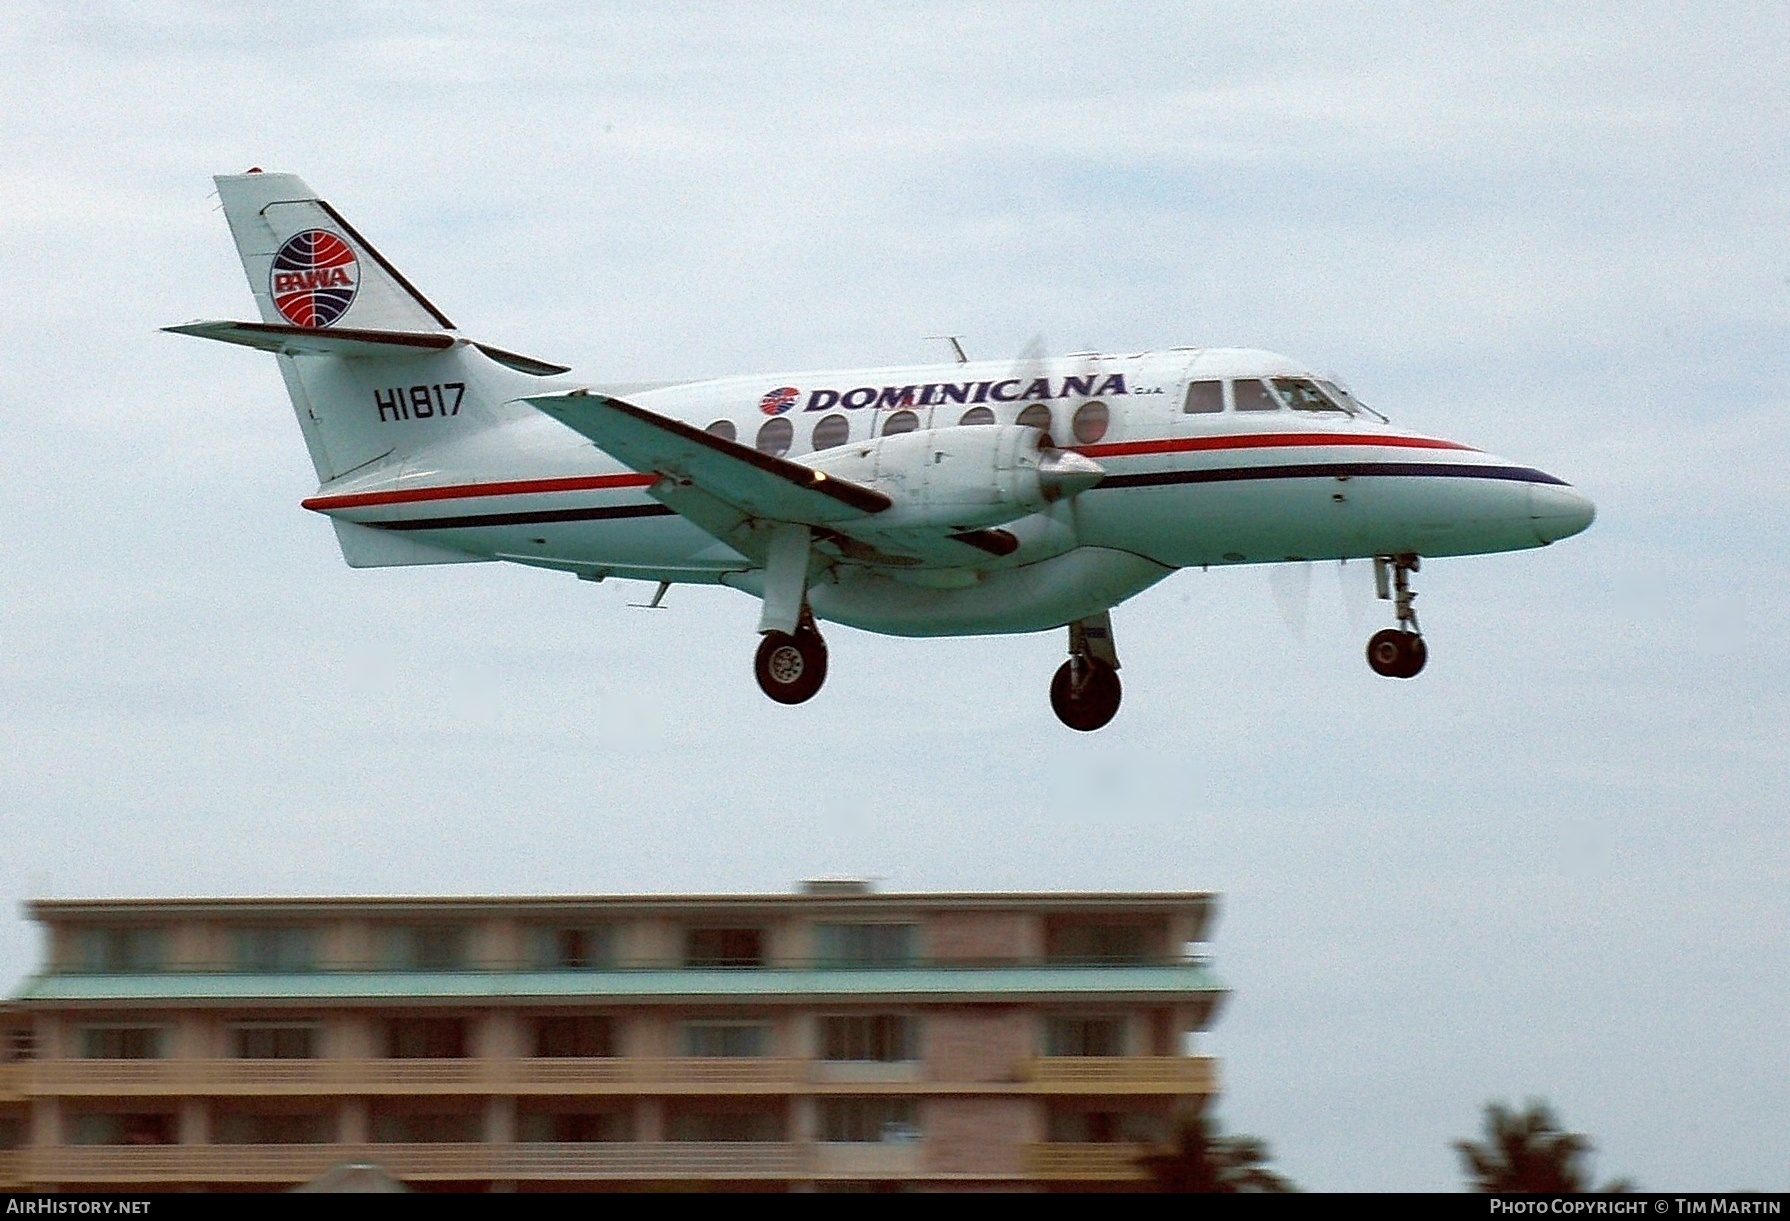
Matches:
[2,1,1785,1192]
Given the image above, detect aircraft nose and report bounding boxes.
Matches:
[1529,482,1596,544]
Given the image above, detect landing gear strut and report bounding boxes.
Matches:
[755,608,828,704]
[1051,612,1122,731]
[1366,554,1427,678]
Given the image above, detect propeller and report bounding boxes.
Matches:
[1268,560,1313,639]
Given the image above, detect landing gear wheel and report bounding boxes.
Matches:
[755,628,828,704]
[1366,629,1426,679]
[1050,657,1122,731]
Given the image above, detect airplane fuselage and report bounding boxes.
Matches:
[300,347,1592,637]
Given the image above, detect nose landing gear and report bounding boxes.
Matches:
[1050,612,1123,731]
[1366,554,1427,678]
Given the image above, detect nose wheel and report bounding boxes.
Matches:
[1051,612,1123,731]
[755,614,828,704]
[1366,554,1427,678]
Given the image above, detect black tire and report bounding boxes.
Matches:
[1367,629,1406,677]
[1050,657,1122,732]
[754,629,827,704]
[1395,632,1427,678]
[1367,629,1425,679]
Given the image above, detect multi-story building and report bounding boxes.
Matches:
[0,884,1223,1191]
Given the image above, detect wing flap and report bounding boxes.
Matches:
[525,392,892,524]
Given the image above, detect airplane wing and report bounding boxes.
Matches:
[525,392,893,562]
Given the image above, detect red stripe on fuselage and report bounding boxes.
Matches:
[1075,432,1476,460]
[301,432,1475,514]
[302,472,657,512]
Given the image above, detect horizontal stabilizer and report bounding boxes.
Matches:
[164,320,570,375]
[526,392,891,523]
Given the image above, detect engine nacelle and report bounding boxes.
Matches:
[804,425,1098,530]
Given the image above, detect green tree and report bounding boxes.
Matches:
[1455,1100,1632,1193]
[1136,1112,1296,1193]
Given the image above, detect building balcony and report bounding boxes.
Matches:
[1023,1142,1150,1182]
[21,1141,810,1183]
[0,1062,22,1103]
[0,1150,22,1188]
[1017,1055,1217,1093]
[19,1057,812,1096]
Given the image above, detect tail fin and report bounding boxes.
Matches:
[214,170,453,333]
[176,172,573,567]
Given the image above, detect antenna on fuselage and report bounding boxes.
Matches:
[925,335,969,364]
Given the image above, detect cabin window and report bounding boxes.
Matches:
[1072,401,1110,445]
[1232,379,1279,411]
[1015,402,1054,442]
[756,416,793,456]
[882,410,919,436]
[1183,380,1223,413]
[958,405,995,426]
[1271,377,1348,413]
[811,413,850,450]
[705,419,736,442]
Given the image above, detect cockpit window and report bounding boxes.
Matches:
[1183,380,1223,413]
[1270,378,1349,413]
[1232,379,1279,412]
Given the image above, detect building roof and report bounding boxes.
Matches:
[12,963,1223,1008]
[25,891,1215,922]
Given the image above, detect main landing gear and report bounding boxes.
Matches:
[1051,612,1123,732]
[755,609,828,705]
[1366,554,1427,679]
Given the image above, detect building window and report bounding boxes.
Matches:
[958,406,995,426]
[79,1026,163,1060]
[386,1017,468,1059]
[4,1028,34,1062]
[705,419,736,442]
[811,413,850,450]
[370,1110,480,1143]
[1046,922,1152,963]
[534,1016,616,1058]
[1072,400,1110,445]
[67,1113,175,1146]
[815,923,915,966]
[381,925,468,971]
[213,1112,333,1144]
[1015,402,1054,442]
[821,1015,916,1062]
[680,1022,768,1058]
[72,927,167,973]
[1183,380,1224,413]
[1047,1109,1164,1143]
[1045,1016,1127,1057]
[0,1116,24,1151]
[233,1024,317,1060]
[684,927,763,967]
[518,1109,633,1142]
[233,927,316,973]
[756,416,793,457]
[528,926,614,970]
[820,1097,920,1143]
[665,1102,785,1142]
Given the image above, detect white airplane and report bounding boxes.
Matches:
[170,171,1594,731]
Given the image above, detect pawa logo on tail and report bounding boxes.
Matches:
[270,229,359,327]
